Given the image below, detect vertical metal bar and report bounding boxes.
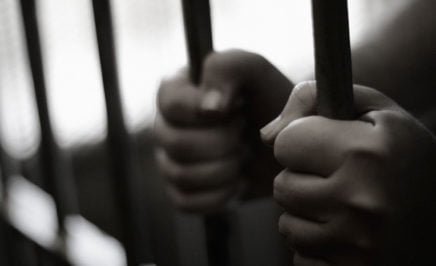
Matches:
[91,0,153,265]
[181,0,213,84]
[181,1,231,266]
[312,0,354,119]
[0,147,14,266]
[204,214,230,266]
[0,217,10,266]
[19,0,79,236]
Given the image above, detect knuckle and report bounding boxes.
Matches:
[346,191,388,218]
[347,128,393,164]
[273,171,295,209]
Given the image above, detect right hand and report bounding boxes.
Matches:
[262,82,436,265]
[154,50,293,213]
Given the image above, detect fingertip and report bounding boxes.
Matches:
[260,115,283,147]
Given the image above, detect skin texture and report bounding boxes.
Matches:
[155,0,436,213]
[154,1,436,261]
[262,82,436,265]
[155,50,292,212]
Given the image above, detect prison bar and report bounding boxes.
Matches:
[19,0,79,237]
[312,0,354,119]
[181,1,232,266]
[91,0,153,265]
[0,216,71,266]
[181,0,214,84]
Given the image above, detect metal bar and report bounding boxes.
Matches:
[0,214,11,266]
[204,214,230,266]
[19,0,78,235]
[181,0,213,84]
[181,1,230,266]
[0,145,15,266]
[91,0,153,265]
[2,216,71,266]
[312,0,354,119]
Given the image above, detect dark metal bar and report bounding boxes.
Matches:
[0,147,15,266]
[181,0,214,84]
[204,214,230,266]
[312,0,354,119]
[181,1,231,266]
[2,217,71,266]
[19,0,78,235]
[91,0,153,265]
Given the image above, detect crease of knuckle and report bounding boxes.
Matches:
[157,93,195,124]
[167,183,235,212]
[344,190,388,222]
[167,186,195,211]
[346,129,391,166]
[333,217,378,253]
[161,130,236,161]
[278,213,293,237]
[273,172,298,210]
[279,214,331,255]
[165,163,194,187]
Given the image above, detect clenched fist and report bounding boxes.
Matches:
[155,50,293,213]
[262,82,436,265]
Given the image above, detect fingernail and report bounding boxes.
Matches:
[200,89,227,116]
[260,115,282,146]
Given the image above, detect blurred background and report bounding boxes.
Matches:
[0,0,410,265]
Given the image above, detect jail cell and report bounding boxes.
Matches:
[0,0,365,265]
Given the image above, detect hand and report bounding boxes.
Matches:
[262,81,436,265]
[155,50,293,213]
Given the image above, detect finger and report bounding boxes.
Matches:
[333,152,389,219]
[154,114,243,162]
[156,149,242,190]
[278,212,335,258]
[274,116,372,176]
[200,50,293,125]
[166,182,238,213]
[261,83,401,146]
[273,170,334,222]
[158,67,206,126]
[261,81,317,145]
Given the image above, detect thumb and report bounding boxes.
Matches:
[260,82,401,146]
[261,81,318,146]
[198,50,293,123]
